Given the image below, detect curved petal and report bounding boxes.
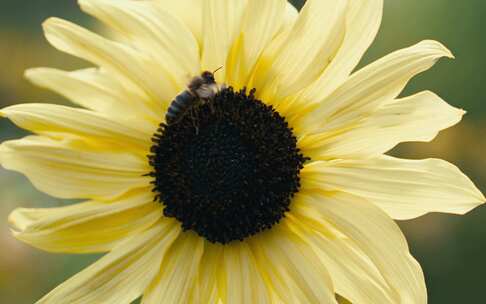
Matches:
[189,242,222,303]
[25,67,161,126]
[300,91,465,159]
[282,1,299,30]
[154,0,204,45]
[287,208,396,303]
[35,220,180,304]
[219,242,271,304]
[296,0,384,104]
[252,0,347,104]
[294,191,427,303]
[0,136,151,200]
[79,0,200,87]
[142,232,204,304]
[200,0,247,81]
[0,103,153,151]
[225,0,287,89]
[302,156,485,220]
[154,0,298,46]
[249,226,337,304]
[43,17,177,110]
[8,189,161,253]
[294,40,454,135]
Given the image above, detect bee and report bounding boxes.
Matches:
[165,68,223,126]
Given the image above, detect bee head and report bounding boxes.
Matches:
[201,71,216,84]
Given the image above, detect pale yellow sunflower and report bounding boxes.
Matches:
[2,0,484,303]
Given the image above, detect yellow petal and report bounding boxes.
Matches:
[142,232,204,304]
[250,226,337,304]
[154,0,297,47]
[288,207,397,303]
[190,242,223,303]
[296,0,384,104]
[252,0,347,103]
[25,67,162,126]
[154,0,204,45]
[295,40,453,135]
[1,103,153,151]
[9,189,161,253]
[79,0,200,87]
[35,220,179,304]
[302,156,485,220]
[295,191,427,303]
[220,242,271,304]
[0,136,151,200]
[225,0,287,89]
[43,17,177,108]
[282,1,299,30]
[300,91,465,159]
[201,0,247,81]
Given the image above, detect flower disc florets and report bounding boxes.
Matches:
[149,88,308,243]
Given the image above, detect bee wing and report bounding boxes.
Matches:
[196,84,218,99]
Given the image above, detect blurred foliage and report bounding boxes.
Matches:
[0,0,484,303]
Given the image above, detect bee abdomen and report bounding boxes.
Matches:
[166,90,194,125]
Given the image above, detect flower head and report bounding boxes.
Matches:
[2,0,484,303]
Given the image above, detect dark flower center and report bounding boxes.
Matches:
[148,88,308,244]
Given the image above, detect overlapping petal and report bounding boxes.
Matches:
[142,233,204,304]
[294,40,453,134]
[0,103,153,151]
[285,212,395,303]
[252,0,347,104]
[300,91,465,159]
[296,0,384,104]
[200,0,247,81]
[220,242,271,304]
[35,220,179,304]
[9,189,161,253]
[302,156,485,219]
[250,227,337,304]
[0,136,151,200]
[24,67,161,126]
[294,191,427,303]
[225,0,287,89]
[154,0,205,45]
[43,17,177,110]
[154,0,298,46]
[79,0,200,89]
[189,243,222,303]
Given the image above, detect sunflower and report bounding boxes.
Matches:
[2,0,484,303]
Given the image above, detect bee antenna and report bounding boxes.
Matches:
[213,66,223,74]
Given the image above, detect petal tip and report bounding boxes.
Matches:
[78,0,95,12]
[42,17,73,36]
[23,68,39,81]
[7,208,26,233]
[24,68,55,85]
[426,39,454,59]
[42,17,60,29]
[478,190,486,204]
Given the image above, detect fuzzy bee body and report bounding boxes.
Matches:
[165,71,219,125]
[165,90,196,125]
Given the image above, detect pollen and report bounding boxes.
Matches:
[148,88,308,244]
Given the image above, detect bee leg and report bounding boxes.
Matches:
[190,107,199,135]
[208,100,215,114]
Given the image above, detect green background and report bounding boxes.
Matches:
[0,1,484,303]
